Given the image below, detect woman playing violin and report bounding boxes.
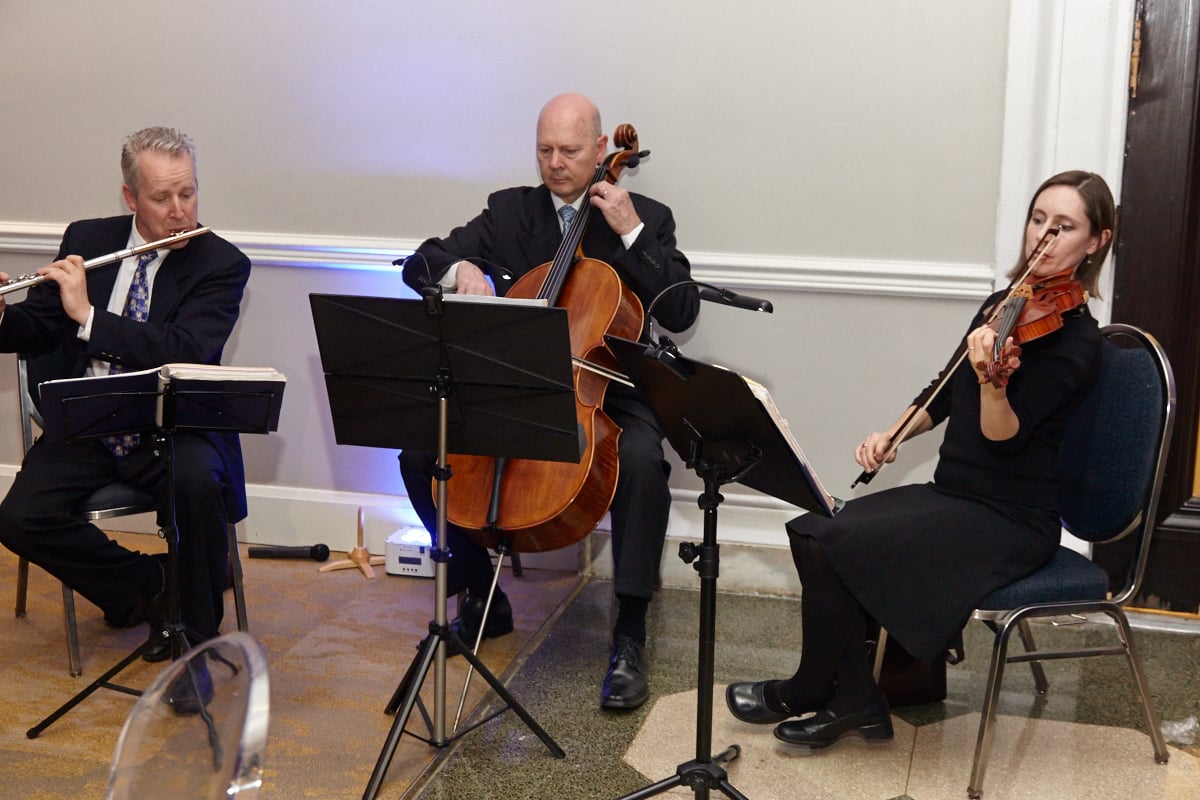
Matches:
[726,170,1115,748]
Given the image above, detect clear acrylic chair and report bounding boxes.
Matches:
[107,631,269,800]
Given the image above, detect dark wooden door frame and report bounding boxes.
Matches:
[1101,0,1200,611]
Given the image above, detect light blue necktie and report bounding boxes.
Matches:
[558,205,576,234]
[103,250,156,457]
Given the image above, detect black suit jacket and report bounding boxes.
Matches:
[0,215,251,518]
[403,185,699,334]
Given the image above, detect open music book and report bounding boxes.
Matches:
[740,374,839,516]
[38,363,286,441]
[606,335,840,517]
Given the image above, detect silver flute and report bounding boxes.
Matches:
[0,226,211,296]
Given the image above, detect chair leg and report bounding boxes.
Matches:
[511,551,523,577]
[15,557,29,617]
[16,558,82,677]
[62,584,82,678]
[969,617,1019,799]
[227,523,249,633]
[1015,619,1049,694]
[1109,609,1170,765]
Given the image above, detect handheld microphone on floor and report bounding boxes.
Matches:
[248,544,332,562]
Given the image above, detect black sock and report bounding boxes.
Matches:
[613,594,648,646]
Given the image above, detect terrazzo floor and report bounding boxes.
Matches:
[413,581,1200,800]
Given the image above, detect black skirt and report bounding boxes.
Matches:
[786,483,1060,662]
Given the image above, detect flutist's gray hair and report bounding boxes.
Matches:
[120,127,197,194]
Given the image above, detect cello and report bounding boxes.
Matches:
[441,124,648,553]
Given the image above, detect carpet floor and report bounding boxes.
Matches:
[0,531,578,799]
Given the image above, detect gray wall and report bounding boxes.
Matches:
[0,1,1019,546]
[0,1,1009,255]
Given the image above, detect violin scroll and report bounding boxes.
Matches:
[981,342,1023,388]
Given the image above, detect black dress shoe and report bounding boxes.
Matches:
[456,589,514,643]
[600,636,649,710]
[726,681,792,724]
[773,697,894,748]
[420,590,514,657]
[142,635,171,663]
[140,591,172,663]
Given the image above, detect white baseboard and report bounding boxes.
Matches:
[0,465,806,596]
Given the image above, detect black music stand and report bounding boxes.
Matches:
[26,367,284,739]
[606,335,839,800]
[309,291,578,800]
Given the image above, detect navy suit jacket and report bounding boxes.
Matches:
[0,215,251,518]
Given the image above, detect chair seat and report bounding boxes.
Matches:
[976,546,1110,610]
[78,483,157,518]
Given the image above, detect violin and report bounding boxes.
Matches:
[978,269,1088,387]
[851,226,1064,488]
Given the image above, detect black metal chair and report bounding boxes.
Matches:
[964,323,1175,797]
[12,355,249,676]
[873,323,1175,798]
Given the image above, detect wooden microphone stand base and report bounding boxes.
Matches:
[319,507,386,580]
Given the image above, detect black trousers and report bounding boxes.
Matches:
[0,432,233,639]
[399,390,671,602]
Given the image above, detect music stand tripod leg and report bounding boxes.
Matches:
[26,431,201,738]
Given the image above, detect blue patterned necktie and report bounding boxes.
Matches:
[103,250,156,457]
[558,205,576,234]
[122,250,154,322]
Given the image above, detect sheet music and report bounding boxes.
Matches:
[38,364,285,395]
[442,294,549,308]
[159,363,286,382]
[37,364,286,437]
[741,375,838,515]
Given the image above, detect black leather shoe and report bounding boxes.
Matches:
[163,662,214,716]
[456,590,514,643]
[142,636,172,663]
[726,681,792,724]
[773,697,894,748]
[600,636,649,710]
[421,590,514,657]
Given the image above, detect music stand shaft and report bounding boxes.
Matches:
[605,337,837,800]
[362,393,564,800]
[434,392,450,740]
[311,293,580,798]
[614,458,749,800]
